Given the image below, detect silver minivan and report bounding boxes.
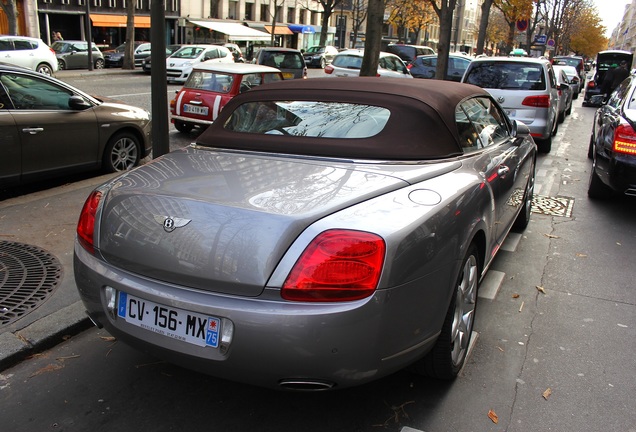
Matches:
[462,57,559,153]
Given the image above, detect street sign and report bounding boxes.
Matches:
[516,20,528,32]
[534,34,547,45]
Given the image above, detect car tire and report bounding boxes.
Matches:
[36,63,54,76]
[410,243,479,380]
[587,135,594,159]
[558,110,565,123]
[58,60,66,70]
[174,121,194,133]
[573,91,579,100]
[320,57,326,69]
[588,158,612,199]
[103,131,141,173]
[95,59,105,69]
[537,136,552,153]
[513,160,535,231]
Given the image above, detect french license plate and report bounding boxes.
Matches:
[183,104,209,116]
[506,109,516,117]
[117,292,219,348]
[282,72,294,79]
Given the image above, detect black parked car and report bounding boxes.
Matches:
[386,44,435,64]
[588,73,636,199]
[583,50,633,107]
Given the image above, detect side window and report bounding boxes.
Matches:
[610,76,632,108]
[457,97,510,151]
[0,73,73,110]
[547,65,557,89]
[0,40,13,51]
[13,40,35,50]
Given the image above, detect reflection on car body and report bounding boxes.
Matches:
[74,78,536,391]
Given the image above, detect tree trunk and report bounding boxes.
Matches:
[0,0,18,35]
[123,0,135,69]
[360,0,384,76]
[435,1,455,81]
[476,0,493,55]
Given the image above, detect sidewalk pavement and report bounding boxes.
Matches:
[0,67,142,371]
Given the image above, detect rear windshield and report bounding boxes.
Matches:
[260,52,303,69]
[332,54,362,69]
[464,62,546,91]
[553,57,581,69]
[223,101,390,138]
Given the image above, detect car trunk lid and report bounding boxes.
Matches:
[96,147,458,297]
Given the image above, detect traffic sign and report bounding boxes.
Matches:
[516,20,528,32]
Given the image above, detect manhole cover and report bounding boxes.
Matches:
[0,241,63,328]
[532,194,575,217]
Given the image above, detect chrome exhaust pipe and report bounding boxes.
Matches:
[278,379,336,391]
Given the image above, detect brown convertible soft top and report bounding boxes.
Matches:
[197,77,491,160]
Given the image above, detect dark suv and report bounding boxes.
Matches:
[253,47,306,79]
[583,50,633,107]
[386,44,435,64]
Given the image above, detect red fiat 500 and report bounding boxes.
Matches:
[170,63,283,133]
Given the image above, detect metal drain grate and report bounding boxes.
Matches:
[0,241,63,328]
[531,194,575,217]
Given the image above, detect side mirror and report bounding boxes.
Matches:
[512,119,530,138]
[68,95,91,110]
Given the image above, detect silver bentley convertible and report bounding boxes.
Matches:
[74,78,536,390]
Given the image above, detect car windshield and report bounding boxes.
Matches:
[223,101,390,138]
[173,47,205,59]
[306,47,324,54]
[464,62,546,90]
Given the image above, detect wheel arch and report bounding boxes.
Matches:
[99,126,147,169]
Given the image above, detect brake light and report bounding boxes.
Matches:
[407,63,413,70]
[522,95,550,108]
[613,123,636,155]
[324,65,334,74]
[282,230,385,302]
[77,190,103,254]
[587,80,596,89]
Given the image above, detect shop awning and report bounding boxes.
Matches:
[288,24,317,34]
[90,14,151,28]
[188,20,271,41]
[264,25,293,35]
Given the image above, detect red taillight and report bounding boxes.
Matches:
[613,124,636,155]
[407,63,413,70]
[324,65,334,74]
[282,230,385,302]
[522,94,550,108]
[77,190,102,253]
[587,80,596,89]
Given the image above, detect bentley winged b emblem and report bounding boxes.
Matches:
[153,215,192,232]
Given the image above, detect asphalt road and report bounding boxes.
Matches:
[1,74,635,432]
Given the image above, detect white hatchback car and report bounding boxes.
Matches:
[323,49,412,78]
[0,36,58,76]
[166,45,234,84]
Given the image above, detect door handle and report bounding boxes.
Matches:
[22,127,44,135]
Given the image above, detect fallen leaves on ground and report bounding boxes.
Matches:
[100,336,116,342]
[512,293,520,298]
[543,233,560,239]
[543,388,552,400]
[488,409,499,424]
[536,286,546,294]
[29,363,63,378]
[575,253,588,258]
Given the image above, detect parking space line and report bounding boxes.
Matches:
[479,270,505,300]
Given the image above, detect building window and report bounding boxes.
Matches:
[136,0,143,9]
[299,9,304,25]
[311,11,318,25]
[93,0,101,7]
[228,1,238,19]
[168,0,177,12]
[260,4,269,21]
[276,6,282,22]
[245,3,253,21]
[108,0,115,7]
[77,0,85,5]
[287,7,295,24]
